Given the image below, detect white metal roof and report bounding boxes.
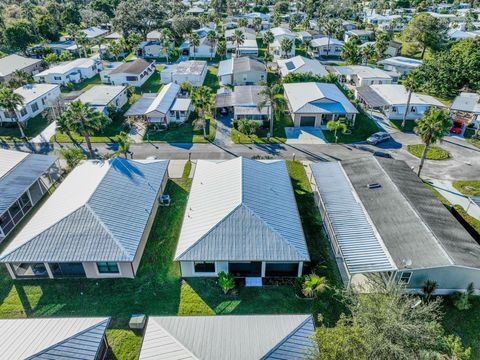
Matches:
[0,317,109,360]
[36,58,97,76]
[270,27,295,38]
[175,158,309,262]
[378,56,422,69]
[0,149,28,179]
[76,85,126,107]
[310,162,396,274]
[0,54,41,77]
[139,315,315,360]
[332,65,393,80]
[283,82,358,114]
[277,56,328,77]
[146,83,181,115]
[367,84,445,107]
[451,92,480,113]
[310,37,344,47]
[13,84,59,105]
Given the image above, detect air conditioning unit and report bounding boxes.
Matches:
[159,194,171,206]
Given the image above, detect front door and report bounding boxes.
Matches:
[229,262,262,277]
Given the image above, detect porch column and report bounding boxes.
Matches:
[5,263,16,279]
[261,262,266,277]
[297,262,303,277]
[332,114,337,121]
[44,263,54,279]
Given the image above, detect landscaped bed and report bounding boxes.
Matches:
[453,180,480,197]
[323,112,379,144]
[230,114,292,144]
[143,117,216,143]
[407,144,450,160]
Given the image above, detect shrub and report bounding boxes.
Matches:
[218,271,235,295]
[453,282,475,311]
[407,144,450,160]
[301,274,328,298]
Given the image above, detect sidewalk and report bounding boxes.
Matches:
[31,121,57,144]
[428,179,480,220]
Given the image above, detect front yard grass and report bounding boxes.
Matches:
[407,144,450,160]
[144,116,216,143]
[0,162,345,359]
[323,111,379,144]
[138,65,164,93]
[0,115,50,142]
[203,66,220,92]
[60,74,102,93]
[467,137,480,149]
[231,113,292,144]
[390,119,417,132]
[452,180,480,197]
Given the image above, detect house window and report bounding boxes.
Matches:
[399,271,412,284]
[54,76,62,81]
[126,76,137,81]
[97,262,119,274]
[31,102,39,113]
[194,262,215,273]
[20,108,27,117]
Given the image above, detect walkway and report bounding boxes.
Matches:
[285,127,328,145]
[31,121,57,144]
[214,115,233,145]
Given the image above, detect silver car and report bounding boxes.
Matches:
[367,132,391,145]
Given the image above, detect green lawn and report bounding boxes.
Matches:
[0,162,346,359]
[467,137,480,149]
[203,66,220,92]
[0,115,50,142]
[407,144,450,160]
[323,111,379,144]
[144,117,216,143]
[61,74,102,93]
[390,119,417,132]
[452,180,480,197]
[138,66,164,93]
[231,113,293,144]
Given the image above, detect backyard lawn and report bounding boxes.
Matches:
[138,65,164,93]
[407,144,450,160]
[323,111,379,144]
[203,66,220,92]
[0,161,345,360]
[231,113,293,144]
[0,115,50,142]
[453,180,480,197]
[60,74,102,93]
[144,116,216,143]
[390,119,417,132]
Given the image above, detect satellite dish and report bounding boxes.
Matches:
[402,258,412,268]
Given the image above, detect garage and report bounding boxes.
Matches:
[300,116,316,127]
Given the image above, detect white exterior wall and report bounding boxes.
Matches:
[313,44,342,57]
[0,86,61,123]
[109,89,129,111]
[357,77,393,87]
[34,66,99,86]
[83,261,134,278]
[109,65,155,87]
[189,44,216,58]
[385,104,432,120]
[233,70,266,86]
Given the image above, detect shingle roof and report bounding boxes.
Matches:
[0,150,58,215]
[0,317,109,360]
[175,158,309,261]
[0,158,169,263]
[110,59,152,75]
[139,315,315,360]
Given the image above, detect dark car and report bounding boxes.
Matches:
[373,151,393,158]
[367,131,391,145]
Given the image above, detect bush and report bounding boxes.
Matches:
[407,144,450,160]
[301,274,328,298]
[218,272,235,295]
[453,283,475,311]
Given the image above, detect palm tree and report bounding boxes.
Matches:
[188,32,200,58]
[61,100,112,158]
[323,20,340,57]
[257,82,285,136]
[414,108,452,176]
[253,17,262,32]
[422,280,438,300]
[237,18,248,28]
[280,38,293,59]
[0,86,26,138]
[262,31,274,55]
[360,43,376,64]
[206,30,217,60]
[341,40,361,65]
[217,40,227,59]
[66,24,88,57]
[115,131,131,158]
[302,274,328,298]
[107,40,124,61]
[159,28,173,62]
[191,86,214,138]
[401,71,421,128]
[57,147,87,170]
[232,29,245,57]
[327,119,348,143]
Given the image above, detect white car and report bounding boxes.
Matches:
[367,132,391,145]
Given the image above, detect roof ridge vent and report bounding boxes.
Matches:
[367,183,381,189]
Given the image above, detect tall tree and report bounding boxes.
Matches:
[206,30,217,60]
[0,87,26,138]
[3,20,37,53]
[414,108,452,176]
[280,38,294,58]
[59,101,112,158]
[262,31,274,55]
[253,17,262,32]
[191,86,214,138]
[402,13,448,58]
[114,0,166,37]
[232,29,245,57]
[341,40,361,64]
[400,71,421,128]
[115,131,131,158]
[217,40,227,59]
[323,20,340,57]
[57,147,87,171]
[257,82,285,136]
[188,32,200,57]
[159,28,173,62]
[326,119,347,143]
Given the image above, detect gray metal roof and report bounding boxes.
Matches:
[0,150,58,215]
[175,158,309,262]
[0,54,41,77]
[356,86,389,108]
[310,162,396,274]
[139,315,315,360]
[0,158,169,263]
[0,317,109,360]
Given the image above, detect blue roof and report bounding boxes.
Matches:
[0,151,58,215]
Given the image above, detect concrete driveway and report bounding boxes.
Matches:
[285,127,328,144]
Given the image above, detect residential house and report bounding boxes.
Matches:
[310,157,480,294]
[276,56,329,78]
[447,28,480,40]
[137,41,166,59]
[34,58,102,85]
[179,28,217,58]
[268,27,296,59]
[174,157,310,278]
[450,92,480,132]
[225,27,258,56]
[100,62,124,83]
[139,315,315,359]
[160,60,208,86]
[0,317,110,360]
[332,65,394,87]
[0,150,60,241]
[378,56,422,75]
[309,37,344,57]
[0,158,169,279]
[217,57,266,85]
[344,29,373,43]
[365,14,404,31]
[283,82,358,127]
[75,85,128,114]
[44,41,80,55]
[0,54,43,83]
[104,32,124,41]
[215,85,269,121]
[125,83,193,125]
[342,20,357,31]
[146,30,161,41]
[242,12,271,29]
[104,59,155,87]
[186,5,204,16]
[385,40,402,57]
[82,26,109,40]
[356,84,445,120]
[296,31,314,43]
[0,84,61,124]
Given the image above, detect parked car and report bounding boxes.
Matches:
[373,151,393,158]
[450,120,464,134]
[367,132,391,145]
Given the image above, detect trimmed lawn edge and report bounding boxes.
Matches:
[407,144,450,160]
